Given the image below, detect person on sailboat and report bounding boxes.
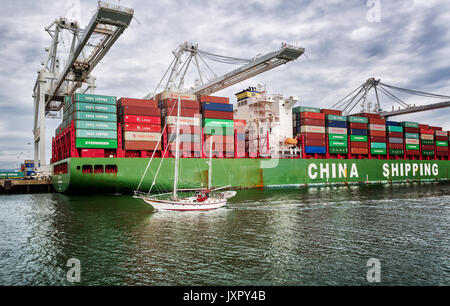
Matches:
[196,189,210,202]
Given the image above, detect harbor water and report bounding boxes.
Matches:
[0,183,449,286]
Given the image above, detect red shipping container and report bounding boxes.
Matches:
[122,123,161,133]
[429,126,442,131]
[204,135,234,144]
[369,130,386,137]
[437,151,449,156]
[202,110,234,120]
[120,115,161,125]
[404,127,419,133]
[162,99,200,109]
[420,129,434,135]
[123,141,161,151]
[370,136,386,142]
[300,118,325,126]
[421,145,434,150]
[418,124,429,129]
[301,133,326,140]
[199,95,229,104]
[320,109,342,115]
[388,131,403,138]
[349,122,368,129]
[304,139,326,146]
[351,148,369,154]
[120,106,161,117]
[435,136,447,141]
[369,118,386,125]
[436,146,447,152]
[300,112,325,120]
[350,141,368,148]
[80,149,104,158]
[118,98,158,108]
[388,143,403,149]
[163,107,200,117]
[405,150,420,155]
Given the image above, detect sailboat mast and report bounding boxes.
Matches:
[208,137,212,190]
[172,92,182,200]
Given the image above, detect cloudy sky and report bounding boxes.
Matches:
[0,0,449,168]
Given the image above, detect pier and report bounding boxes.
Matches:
[0,179,53,194]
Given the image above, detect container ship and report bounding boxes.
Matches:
[51,87,450,193]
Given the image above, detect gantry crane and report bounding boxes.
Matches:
[33,2,133,173]
[333,77,450,118]
[145,42,305,99]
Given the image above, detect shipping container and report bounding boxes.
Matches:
[199,95,229,104]
[349,122,368,129]
[72,112,117,122]
[120,106,161,117]
[118,98,158,108]
[327,121,347,128]
[351,148,369,154]
[320,109,342,116]
[292,106,320,113]
[162,107,199,117]
[348,116,368,123]
[404,133,419,139]
[300,112,325,120]
[162,99,200,109]
[123,131,161,142]
[202,102,233,112]
[327,127,347,135]
[75,138,118,149]
[123,123,161,133]
[301,126,326,134]
[75,120,117,131]
[121,115,161,125]
[202,110,234,120]
[76,129,117,139]
[304,146,326,154]
[329,147,348,154]
[123,141,162,151]
[73,93,117,105]
[349,129,368,136]
[70,102,117,114]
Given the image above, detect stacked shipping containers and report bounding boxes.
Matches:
[368,115,387,155]
[435,130,449,157]
[162,96,202,157]
[69,93,118,152]
[325,114,348,155]
[202,100,234,157]
[118,98,162,152]
[347,116,369,155]
[402,122,420,156]
[234,119,246,158]
[386,121,404,156]
[293,107,326,154]
[420,124,435,157]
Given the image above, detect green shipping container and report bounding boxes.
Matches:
[292,106,320,113]
[348,116,368,123]
[404,133,419,139]
[0,171,24,178]
[388,125,403,133]
[421,139,434,145]
[70,102,117,114]
[401,121,419,128]
[328,134,348,141]
[328,140,348,147]
[329,147,348,154]
[71,112,117,122]
[406,144,420,150]
[75,138,118,149]
[75,120,117,131]
[371,142,387,149]
[389,149,404,155]
[350,135,368,142]
[73,93,117,105]
[422,150,435,156]
[203,118,234,129]
[326,115,347,122]
[371,148,387,155]
[436,141,449,147]
[76,129,117,139]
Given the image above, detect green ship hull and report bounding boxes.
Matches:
[52,158,450,193]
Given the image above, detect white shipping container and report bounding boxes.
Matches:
[405,138,419,145]
[301,126,326,134]
[124,132,161,142]
[420,134,434,140]
[158,91,197,101]
[369,124,386,131]
[326,127,347,135]
[435,130,447,137]
[165,116,201,127]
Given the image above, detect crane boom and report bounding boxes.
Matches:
[190,46,304,96]
[380,101,450,117]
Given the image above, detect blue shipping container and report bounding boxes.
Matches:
[25,163,34,168]
[26,171,35,176]
[349,129,368,136]
[202,102,233,112]
[327,121,347,128]
[386,121,400,126]
[304,146,326,154]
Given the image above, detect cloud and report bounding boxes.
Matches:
[0,0,449,168]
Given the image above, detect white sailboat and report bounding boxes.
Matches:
[134,92,236,212]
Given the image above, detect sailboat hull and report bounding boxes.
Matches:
[143,197,227,212]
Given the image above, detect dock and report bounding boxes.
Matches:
[0,179,54,194]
